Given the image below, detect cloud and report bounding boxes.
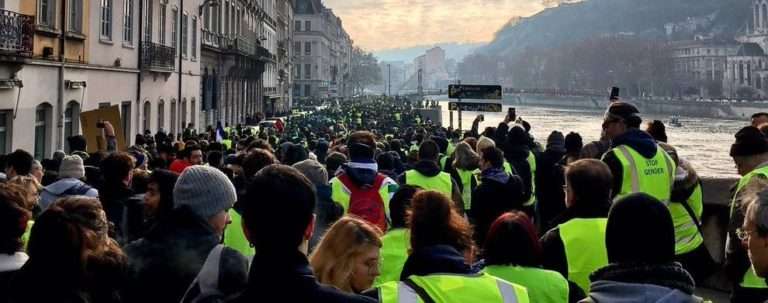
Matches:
[324,0,545,51]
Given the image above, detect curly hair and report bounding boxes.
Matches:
[409,191,475,254]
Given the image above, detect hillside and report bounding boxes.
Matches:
[479,0,752,57]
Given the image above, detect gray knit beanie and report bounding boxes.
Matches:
[59,155,85,179]
[174,165,236,219]
[293,159,328,187]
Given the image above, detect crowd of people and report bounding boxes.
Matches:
[3,95,768,302]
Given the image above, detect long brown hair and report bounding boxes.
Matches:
[309,216,383,292]
[409,191,475,254]
[452,142,480,171]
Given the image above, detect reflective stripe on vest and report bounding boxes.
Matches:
[484,265,569,303]
[405,170,452,196]
[559,218,609,293]
[380,273,529,303]
[223,209,255,256]
[732,166,768,289]
[610,145,675,203]
[524,152,537,207]
[457,169,477,210]
[669,183,704,255]
[375,229,411,286]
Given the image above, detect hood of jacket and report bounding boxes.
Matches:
[342,161,379,187]
[141,206,220,247]
[587,262,698,303]
[412,160,442,177]
[400,245,477,280]
[44,178,88,195]
[612,129,659,159]
[480,168,510,184]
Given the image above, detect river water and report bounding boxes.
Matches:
[436,100,747,178]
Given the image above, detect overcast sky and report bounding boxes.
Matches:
[323,0,547,51]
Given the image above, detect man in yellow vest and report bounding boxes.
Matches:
[375,185,421,286]
[742,186,768,295]
[540,159,612,293]
[600,102,675,203]
[727,126,768,302]
[397,140,463,209]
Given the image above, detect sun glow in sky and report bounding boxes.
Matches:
[324,0,547,51]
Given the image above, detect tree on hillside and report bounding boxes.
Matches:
[349,47,383,95]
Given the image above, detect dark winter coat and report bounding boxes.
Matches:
[471,168,527,247]
[310,184,344,251]
[582,262,702,303]
[536,149,567,232]
[123,207,249,303]
[99,184,144,244]
[227,250,375,303]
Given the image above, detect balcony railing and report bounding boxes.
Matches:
[0,9,34,57]
[141,42,175,72]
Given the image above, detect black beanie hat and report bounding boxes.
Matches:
[730,126,768,157]
[606,102,641,128]
[606,193,675,264]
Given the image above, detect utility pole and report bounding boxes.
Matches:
[417,68,423,97]
[387,63,391,96]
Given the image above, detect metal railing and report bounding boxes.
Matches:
[0,9,34,56]
[141,41,175,71]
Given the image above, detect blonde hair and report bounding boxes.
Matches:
[309,216,383,292]
[476,136,496,155]
[453,142,480,171]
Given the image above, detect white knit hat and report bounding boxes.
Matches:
[59,155,85,179]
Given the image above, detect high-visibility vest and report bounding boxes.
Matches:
[22,220,33,250]
[607,145,675,202]
[221,139,232,151]
[446,142,456,157]
[524,152,537,207]
[456,169,478,210]
[405,170,452,197]
[732,166,768,289]
[439,155,448,171]
[559,218,609,292]
[669,183,704,255]
[330,174,397,231]
[223,209,254,256]
[503,161,515,175]
[375,229,410,286]
[484,265,569,303]
[379,273,530,303]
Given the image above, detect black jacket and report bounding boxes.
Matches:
[228,250,375,303]
[123,207,249,303]
[540,203,610,285]
[99,184,144,244]
[502,144,534,207]
[471,169,527,247]
[397,160,463,209]
[310,185,344,251]
[536,149,567,232]
[601,129,660,199]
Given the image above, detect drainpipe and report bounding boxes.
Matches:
[56,0,68,152]
[137,0,143,136]
[178,0,184,135]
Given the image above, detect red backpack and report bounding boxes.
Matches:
[338,173,388,232]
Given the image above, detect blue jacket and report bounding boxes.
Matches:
[39,178,98,210]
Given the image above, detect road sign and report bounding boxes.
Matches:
[448,102,502,112]
[448,84,502,100]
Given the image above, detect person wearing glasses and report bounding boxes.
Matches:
[740,187,768,289]
[728,126,768,303]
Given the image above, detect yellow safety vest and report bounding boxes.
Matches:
[524,152,537,207]
[405,170,452,197]
[379,273,530,303]
[223,209,254,256]
[456,169,478,210]
[484,265,569,303]
[608,145,675,202]
[375,229,410,286]
[669,183,704,255]
[329,176,394,216]
[559,218,609,293]
[732,166,768,289]
[221,139,233,151]
[22,220,33,250]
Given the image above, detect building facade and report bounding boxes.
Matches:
[670,39,737,98]
[274,0,292,113]
[293,0,351,99]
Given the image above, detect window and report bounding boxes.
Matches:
[305,42,311,55]
[172,8,178,52]
[192,17,197,58]
[159,3,166,44]
[191,98,196,126]
[123,0,134,44]
[143,101,151,132]
[0,111,12,154]
[170,100,177,135]
[304,84,311,97]
[121,102,132,142]
[101,0,113,40]
[143,0,152,42]
[296,64,301,80]
[294,41,301,54]
[182,12,188,57]
[305,20,310,31]
[39,0,56,28]
[224,1,229,35]
[34,104,53,160]
[295,20,301,31]
[158,100,165,131]
[64,101,80,152]
[69,0,83,33]
[304,63,311,79]
[181,98,187,129]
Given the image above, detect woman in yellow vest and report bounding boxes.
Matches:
[366,191,530,303]
[448,142,480,213]
[483,211,583,303]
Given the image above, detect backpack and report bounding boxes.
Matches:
[180,244,226,303]
[338,174,388,231]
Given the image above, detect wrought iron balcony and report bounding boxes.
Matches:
[141,42,175,72]
[0,9,34,57]
[202,28,222,48]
